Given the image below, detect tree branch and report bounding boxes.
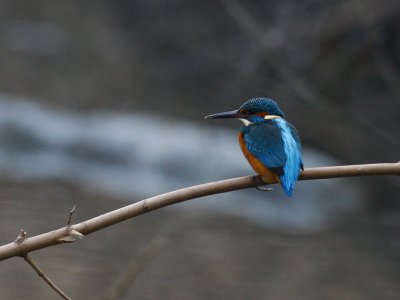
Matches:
[13,211,75,299]
[0,162,399,261]
[24,254,72,300]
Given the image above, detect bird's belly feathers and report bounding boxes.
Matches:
[238,132,279,183]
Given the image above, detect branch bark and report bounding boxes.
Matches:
[0,162,399,261]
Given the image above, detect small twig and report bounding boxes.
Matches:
[15,229,27,244]
[23,254,72,300]
[58,204,83,243]
[67,204,77,226]
[13,230,71,299]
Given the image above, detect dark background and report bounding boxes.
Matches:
[0,1,399,299]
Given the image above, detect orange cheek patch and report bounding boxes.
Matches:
[256,112,268,118]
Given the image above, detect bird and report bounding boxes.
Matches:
[205,97,303,196]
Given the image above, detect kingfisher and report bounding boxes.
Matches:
[205,97,303,196]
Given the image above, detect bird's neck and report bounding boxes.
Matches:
[239,115,282,126]
[239,115,283,133]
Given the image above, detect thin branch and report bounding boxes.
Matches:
[15,207,77,299]
[58,205,83,243]
[15,229,27,245]
[24,254,72,300]
[0,162,399,261]
[67,204,77,226]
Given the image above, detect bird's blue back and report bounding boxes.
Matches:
[241,118,303,196]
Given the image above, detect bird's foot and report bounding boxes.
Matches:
[256,186,274,192]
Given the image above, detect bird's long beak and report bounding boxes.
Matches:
[204,110,246,119]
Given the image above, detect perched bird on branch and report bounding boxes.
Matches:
[205,98,303,196]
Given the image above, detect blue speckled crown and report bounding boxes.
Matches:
[239,98,285,118]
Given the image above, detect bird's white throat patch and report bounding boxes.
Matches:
[239,118,252,126]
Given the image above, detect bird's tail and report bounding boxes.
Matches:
[279,176,295,197]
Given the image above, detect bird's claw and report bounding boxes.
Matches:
[256,186,274,192]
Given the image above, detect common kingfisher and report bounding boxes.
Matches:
[205,97,303,196]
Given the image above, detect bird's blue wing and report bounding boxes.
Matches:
[288,123,304,170]
[243,121,286,175]
[243,120,303,196]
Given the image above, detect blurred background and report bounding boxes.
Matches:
[0,1,399,299]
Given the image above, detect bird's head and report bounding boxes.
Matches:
[205,98,285,125]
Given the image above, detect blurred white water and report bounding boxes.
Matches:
[0,95,364,232]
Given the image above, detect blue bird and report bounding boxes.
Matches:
[205,98,303,196]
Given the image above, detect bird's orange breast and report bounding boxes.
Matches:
[238,132,279,184]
